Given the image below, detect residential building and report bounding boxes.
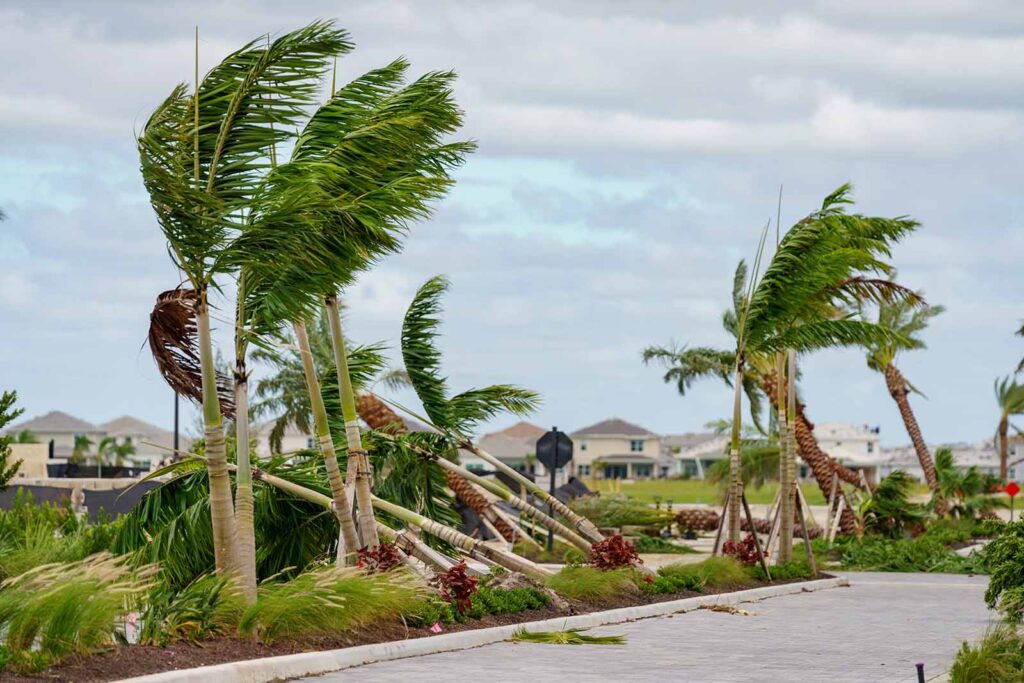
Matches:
[571,418,661,480]
[814,422,881,468]
[5,411,105,460]
[473,421,546,476]
[662,432,729,479]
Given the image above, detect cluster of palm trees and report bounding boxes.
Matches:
[140,21,604,602]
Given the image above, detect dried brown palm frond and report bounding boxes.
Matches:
[148,288,234,417]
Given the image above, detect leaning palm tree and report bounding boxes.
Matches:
[139,21,353,576]
[235,57,473,559]
[859,294,944,489]
[994,377,1024,481]
[644,185,919,540]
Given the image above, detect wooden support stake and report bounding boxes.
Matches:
[712,489,731,556]
[795,492,818,576]
[741,491,771,582]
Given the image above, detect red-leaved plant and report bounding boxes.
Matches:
[357,542,403,573]
[438,561,478,615]
[588,534,642,570]
[722,534,759,566]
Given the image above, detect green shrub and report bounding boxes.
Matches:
[238,567,428,644]
[545,566,637,602]
[950,626,1024,683]
[411,585,551,625]
[831,535,985,574]
[657,557,754,591]
[0,554,153,672]
[984,521,1024,614]
[627,535,698,554]
[862,470,928,538]
[749,559,814,581]
[139,575,245,646]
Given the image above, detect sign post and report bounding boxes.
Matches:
[536,427,574,552]
[1008,482,1020,522]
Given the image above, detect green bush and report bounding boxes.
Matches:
[139,575,245,646]
[950,626,1024,683]
[862,470,928,538]
[238,567,428,644]
[412,585,551,625]
[0,554,153,673]
[829,535,985,574]
[749,559,814,581]
[657,557,754,591]
[545,566,637,602]
[627,535,698,554]
[983,521,1024,617]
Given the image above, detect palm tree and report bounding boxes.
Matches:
[15,430,38,444]
[70,434,93,466]
[644,185,919,540]
[139,21,352,576]
[236,57,473,556]
[994,377,1024,481]
[860,294,944,489]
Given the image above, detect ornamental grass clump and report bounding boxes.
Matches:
[657,556,754,592]
[950,625,1024,683]
[545,566,637,602]
[0,554,155,672]
[238,566,427,644]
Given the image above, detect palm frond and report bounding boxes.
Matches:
[401,275,452,425]
[446,385,541,435]
[641,344,735,395]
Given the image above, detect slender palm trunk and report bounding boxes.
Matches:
[463,442,605,544]
[323,294,379,548]
[195,291,238,575]
[292,319,361,564]
[1000,415,1010,481]
[233,371,258,602]
[777,352,794,563]
[759,373,858,535]
[371,496,551,581]
[884,363,937,489]
[727,366,743,544]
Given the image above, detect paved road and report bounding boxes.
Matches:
[298,572,993,683]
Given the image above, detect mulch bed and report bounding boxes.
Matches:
[7,575,823,682]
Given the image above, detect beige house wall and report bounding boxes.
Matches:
[573,435,661,476]
[9,443,50,479]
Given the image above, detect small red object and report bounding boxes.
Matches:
[1007,482,1020,498]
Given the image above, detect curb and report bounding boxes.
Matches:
[120,577,847,683]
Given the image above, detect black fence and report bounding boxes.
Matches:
[46,463,149,479]
[0,481,161,520]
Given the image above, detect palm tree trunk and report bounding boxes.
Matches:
[354,393,579,548]
[370,496,551,582]
[293,319,361,564]
[232,372,258,602]
[759,373,858,535]
[777,352,794,563]
[1000,415,1010,481]
[727,366,743,544]
[462,442,605,544]
[195,290,238,576]
[884,363,937,489]
[323,294,379,548]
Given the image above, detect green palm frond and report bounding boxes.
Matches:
[447,385,541,435]
[641,345,735,395]
[859,290,944,371]
[765,317,907,355]
[401,275,451,425]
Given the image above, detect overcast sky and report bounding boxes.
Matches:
[1,1,1021,446]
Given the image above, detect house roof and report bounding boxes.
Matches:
[572,417,655,438]
[595,454,658,464]
[476,434,537,460]
[487,421,545,440]
[99,416,166,435]
[7,411,98,434]
[662,433,722,449]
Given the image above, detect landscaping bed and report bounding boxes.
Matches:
[3,565,820,683]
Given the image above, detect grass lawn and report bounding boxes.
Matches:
[589,479,828,505]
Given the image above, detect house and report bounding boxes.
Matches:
[3,411,183,472]
[571,418,661,480]
[878,439,1019,482]
[472,422,546,475]
[662,432,729,479]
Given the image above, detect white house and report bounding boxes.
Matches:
[662,432,729,479]
[571,418,661,480]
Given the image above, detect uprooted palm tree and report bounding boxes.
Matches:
[644,185,920,540]
[235,57,473,559]
[994,377,1024,481]
[140,22,353,578]
[395,275,604,546]
[859,293,945,490]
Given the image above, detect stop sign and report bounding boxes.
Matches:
[1007,482,1020,498]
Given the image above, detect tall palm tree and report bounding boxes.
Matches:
[644,185,919,540]
[994,377,1024,481]
[236,57,473,556]
[859,295,944,489]
[139,21,352,576]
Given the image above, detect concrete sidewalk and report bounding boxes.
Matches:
[296,572,993,683]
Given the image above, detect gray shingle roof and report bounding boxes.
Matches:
[7,410,98,434]
[572,417,655,437]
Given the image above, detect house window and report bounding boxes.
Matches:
[306,436,315,449]
[578,464,591,476]
[867,442,874,453]
[604,464,628,479]
[630,440,644,452]
[580,441,587,451]
[633,464,652,479]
